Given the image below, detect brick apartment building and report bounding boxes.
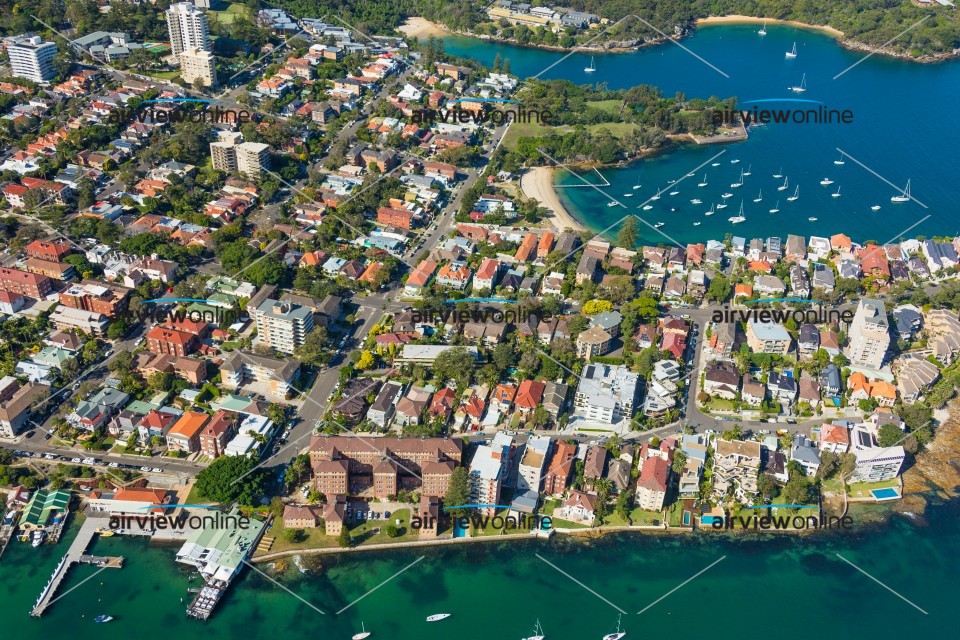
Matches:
[0,267,53,299]
[309,436,462,499]
[59,280,131,317]
[145,325,199,357]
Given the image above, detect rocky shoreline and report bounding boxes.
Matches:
[897,398,960,519]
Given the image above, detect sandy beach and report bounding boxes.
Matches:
[398,17,450,40]
[697,15,844,38]
[520,167,587,233]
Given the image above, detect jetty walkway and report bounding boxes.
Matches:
[30,517,123,616]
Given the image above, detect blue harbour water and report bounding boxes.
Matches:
[443,25,960,244]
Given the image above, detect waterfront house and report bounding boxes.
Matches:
[713,439,761,501]
[790,435,821,477]
[557,490,597,525]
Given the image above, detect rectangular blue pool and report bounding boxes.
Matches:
[871,488,900,500]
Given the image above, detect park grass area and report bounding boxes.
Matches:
[584,122,641,137]
[207,3,253,25]
[585,99,622,115]
[501,120,571,149]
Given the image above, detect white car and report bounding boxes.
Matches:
[71,458,81,463]
[140,466,151,472]
[152,468,163,473]
[109,462,119,468]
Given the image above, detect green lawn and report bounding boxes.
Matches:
[584,123,641,137]
[847,478,900,499]
[628,508,663,526]
[548,516,591,529]
[258,508,420,555]
[501,121,571,149]
[667,502,686,527]
[260,518,340,555]
[585,99,622,115]
[144,70,180,80]
[207,3,253,25]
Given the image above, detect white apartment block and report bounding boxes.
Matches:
[712,439,761,501]
[6,35,57,83]
[210,131,243,172]
[469,432,513,515]
[253,300,314,354]
[847,298,890,370]
[849,424,905,483]
[167,2,210,55]
[237,141,271,178]
[573,364,639,425]
[209,130,270,178]
[517,435,550,492]
[180,48,217,87]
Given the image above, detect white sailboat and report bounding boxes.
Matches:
[654,222,665,228]
[651,187,662,200]
[607,201,620,207]
[691,198,702,204]
[716,202,728,209]
[743,164,752,176]
[642,204,653,210]
[753,188,763,203]
[891,179,911,203]
[787,185,800,202]
[669,189,680,196]
[711,162,721,167]
[693,221,701,226]
[721,192,733,199]
[819,177,834,186]
[832,185,841,198]
[785,42,797,58]
[759,22,767,36]
[772,167,783,178]
[622,193,633,197]
[427,614,452,622]
[730,169,744,188]
[352,622,372,640]
[788,73,807,93]
[522,619,546,640]
[728,200,746,224]
[871,205,881,211]
[730,159,740,164]
[698,174,708,187]
[769,200,780,213]
[777,176,789,191]
[705,204,715,216]
[808,217,818,221]
[584,57,596,73]
[834,153,845,165]
[602,614,627,640]
[632,177,642,190]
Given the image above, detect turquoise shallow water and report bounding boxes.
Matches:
[442,25,960,245]
[3,502,957,639]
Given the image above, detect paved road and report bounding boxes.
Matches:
[1,440,204,476]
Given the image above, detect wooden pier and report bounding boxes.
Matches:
[30,519,123,617]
